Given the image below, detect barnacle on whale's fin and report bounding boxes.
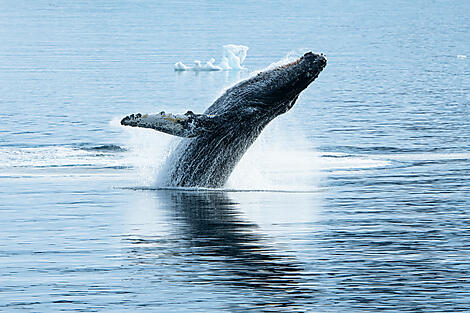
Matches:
[120,111,216,138]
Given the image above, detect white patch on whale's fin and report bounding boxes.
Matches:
[120,111,216,138]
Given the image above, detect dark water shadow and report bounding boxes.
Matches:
[126,189,316,311]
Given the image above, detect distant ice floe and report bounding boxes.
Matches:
[174,44,248,71]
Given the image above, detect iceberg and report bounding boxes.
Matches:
[218,44,248,70]
[174,58,222,71]
[174,45,249,71]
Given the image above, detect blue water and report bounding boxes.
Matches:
[1,1,470,312]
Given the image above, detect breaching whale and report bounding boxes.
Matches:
[121,52,327,188]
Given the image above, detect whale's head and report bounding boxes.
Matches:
[252,52,326,113]
[226,52,326,117]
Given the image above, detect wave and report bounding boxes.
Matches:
[0,144,129,169]
[3,134,467,190]
[80,144,127,152]
[325,145,448,154]
[119,186,321,194]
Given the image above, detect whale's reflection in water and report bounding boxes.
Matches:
[123,190,315,311]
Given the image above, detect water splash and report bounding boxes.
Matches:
[115,111,320,190]
[120,127,178,186]
[226,117,321,191]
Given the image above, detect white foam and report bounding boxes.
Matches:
[457,55,467,59]
[263,51,302,71]
[372,152,470,161]
[226,118,392,191]
[0,146,127,169]
[120,127,178,186]
[227,116,319,191]
[174,45,248,71]
[116,112,394,190]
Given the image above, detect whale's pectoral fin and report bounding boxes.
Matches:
[120,111,216,138]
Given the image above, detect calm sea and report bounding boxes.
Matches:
[1,0,469,312]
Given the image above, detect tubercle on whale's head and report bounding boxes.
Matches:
[245,51,327,113]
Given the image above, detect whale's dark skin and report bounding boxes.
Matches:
[121,52,327,187]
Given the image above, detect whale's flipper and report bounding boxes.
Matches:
[121,111,216,138]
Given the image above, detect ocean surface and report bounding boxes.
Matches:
[1,1,470,312]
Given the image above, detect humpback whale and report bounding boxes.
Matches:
[121,52,327,188]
